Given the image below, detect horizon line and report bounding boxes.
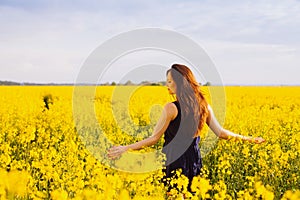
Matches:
[0,80,300,87]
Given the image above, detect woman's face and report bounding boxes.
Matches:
[166,72,176,95]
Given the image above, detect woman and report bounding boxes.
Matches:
[107,64,265,197]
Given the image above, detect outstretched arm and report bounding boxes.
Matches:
[206,105,265,143]
[107,103,177,159]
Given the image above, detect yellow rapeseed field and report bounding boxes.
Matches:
[0,86,299,199]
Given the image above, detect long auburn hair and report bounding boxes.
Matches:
[167,64,208,137]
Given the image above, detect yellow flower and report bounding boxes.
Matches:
[282,190,300,200]
[4,170,30,197]
[191,176,212,199]
[51,189,68,200]
[0,86,300,199]
[119,189,131,200]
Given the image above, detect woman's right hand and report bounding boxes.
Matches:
[107,145,129,159]
[244,136,265,144]
[252,137,266,144]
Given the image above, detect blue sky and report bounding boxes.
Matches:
[0,0,299,85]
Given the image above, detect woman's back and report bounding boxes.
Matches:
[162,101,202,193]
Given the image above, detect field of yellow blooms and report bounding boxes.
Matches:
[0,86,299,200]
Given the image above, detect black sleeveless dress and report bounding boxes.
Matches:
[162,101,202,193]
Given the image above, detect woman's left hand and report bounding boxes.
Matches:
[107,145,128,159]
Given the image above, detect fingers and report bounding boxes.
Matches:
[107,146,118,159]
[254,137,266,144]
[107,146,124,159]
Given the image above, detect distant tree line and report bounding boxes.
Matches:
[0,80,21,85]
[108,80,212,86]
[0,80,74,86]
[108,80,167,86]
[0,80,212,86]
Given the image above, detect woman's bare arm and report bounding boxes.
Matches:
[107,103,177,159]
[206,105,265,143]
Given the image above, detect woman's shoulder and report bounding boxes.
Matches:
[164,102,178,120]
[165,101,178,110]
